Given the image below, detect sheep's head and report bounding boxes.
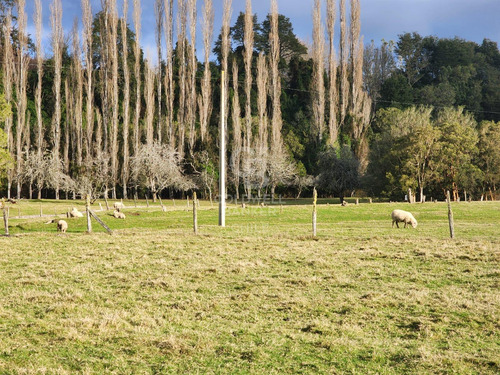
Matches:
[411,218,418,228]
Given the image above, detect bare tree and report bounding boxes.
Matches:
[82,0,94,166]
[312,0,325,143]
[155,0,164,143]
[63,78,71,177]
[108,0,119,199]
[256,52,268,193]
[242,0,254,196]
[131,142,193,201]
[221,0,232,142]
[133,0,142,160]
[350,0,362,116]
[95,109,103,160]
[230,59,242,200]
[256,52,268,158]
[22,150,47,199]
[187,0,197,155]
[50,0,63,199]
[164,0,175,147]
[176,0,187,157]
[71,19,84,170]
[349,0,371,171]
[45,152,75,198]
[326,0,338,145]
[34,0,44,195]
[269,0,282,151]
[15,0,28,199]
[2,11,14,198]
[268,150,296,196]
[73,152,112,201]
[339,0,349,128]
[121,0,131,198]
[199,0,214,144]
[145,58,156,146]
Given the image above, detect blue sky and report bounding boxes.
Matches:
[25,0,500,62]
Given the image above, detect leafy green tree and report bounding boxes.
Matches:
[398,113,440,202]
[477,120,500,196]
[434,107,478,199]
[317,146,359,203]
[366,106,439,200]
[379,72,414,109]
[259,13,307,60]
[395,32,434,87]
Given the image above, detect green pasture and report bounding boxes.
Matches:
[0,200,498,374]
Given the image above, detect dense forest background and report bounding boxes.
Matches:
[0,0,499,202]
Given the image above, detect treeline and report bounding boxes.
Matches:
[0,0,499,202]
[363,33,500,200]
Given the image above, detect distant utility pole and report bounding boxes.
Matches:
[219,70,226,227]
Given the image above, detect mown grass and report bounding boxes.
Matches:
[0,200,499,374]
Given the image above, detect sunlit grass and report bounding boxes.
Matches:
[0,200,499,373]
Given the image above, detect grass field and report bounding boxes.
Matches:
[0,199,499,374]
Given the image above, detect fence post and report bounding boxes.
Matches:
[447,190,455,239]
[312,188,317,237]
[193,192,198,235]
[86,194,92,233]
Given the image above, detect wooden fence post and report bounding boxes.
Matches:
[447,190,455,239]
[193,192,198,235]
[86,194,92,233]
[312,188,317,237]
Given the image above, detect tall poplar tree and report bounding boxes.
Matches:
[312,0,325,142]
[242,0,254,196]
[199,0,213,144]
[121,0,131,198]
[231,59,242,199]
[326,0,338,145]
[50,0,63,199]
[164,0,175,147]
[82,0,94,167]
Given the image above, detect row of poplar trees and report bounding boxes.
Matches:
[0,0,369,200]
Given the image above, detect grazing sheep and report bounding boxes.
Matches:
[391,209,418,228]
[57,220,68,233]
[113,210,126,219]
[113,202,125,211]
[341,200,349,206]
[67,207,84,218]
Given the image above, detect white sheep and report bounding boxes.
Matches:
[161,205,167,212]
[67,207,84,218]
[113,202,125,211]
[57,220,68,233]
[113,210,126,219]
[391,209,418,228]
